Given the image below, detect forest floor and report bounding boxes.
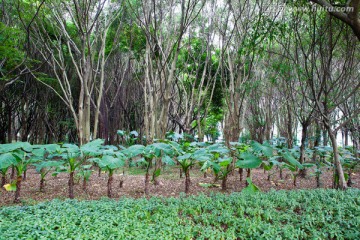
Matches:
[1,166,359,207]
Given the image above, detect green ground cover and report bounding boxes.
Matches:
[0,189,359,239]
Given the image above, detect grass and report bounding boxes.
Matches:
[0,189,359,239]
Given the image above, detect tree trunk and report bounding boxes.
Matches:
[245,169,251,186]
[14,175,22,203]
[221,175,227,191]
[11,166,15,179]
[144,170,150,195]
[328,128,347,190]
[185,169,190,194]
[1,174,6,186]
[82,178,87,191]
[107,173,113,198]
[68,171,74,199]
[313,124,321,188]
[239,168,243,182]
[40,178,45,192]
[23,169,27,181]
[298,123,309,178]
[347,171,352,187]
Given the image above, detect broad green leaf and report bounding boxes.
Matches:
[250,141,273,157]
[99,155,124,170]
[162,155,175,165]
[153,168,161,178]
[236,152,262,169]
[33,161,63,173]
[242,177,260,194]
[0,153,16,170]
[124,144,145,157]
[281,151,303,169]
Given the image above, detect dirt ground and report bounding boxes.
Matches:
[1,166,359,207]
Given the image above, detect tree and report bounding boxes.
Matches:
[310,0,360,40]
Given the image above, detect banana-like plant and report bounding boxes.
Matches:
[34,161,64,192]
[199,144,231,190]
[77,165,93,191]
[177,148,212,193]
[0,142,35,203]
[92,153,125,198]
[0,153,16,187]
[123,142,175,195]
[31,144,63,192]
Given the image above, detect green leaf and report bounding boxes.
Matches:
[0,153,16,170]
[124,144,145,157]
[0,142,32,154]
[81,139,104,156]
[242,177,260,194]
[153,169,161,178]
[33,161,63,173]
[162,155,175,165]
[250,141,273,157]
[99,155,124,170]
[236,152,262,169]
[281,151,303,169]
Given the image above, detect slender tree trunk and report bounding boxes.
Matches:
[221,175,227,191]
[328,128,347,189]
[245,169,251,186]
[1,174,6,186]
[313,125,321,188]
[107,173,113,198]
[185,168,190,194]
[239,168,243,182]
[82,178,87,191]
[11,166,15,179]
[144,170,150,195]
[40,178,45,192]
[69,171,74,199]
[298,123,309,178]
[23,169,27,181]
[14,175,22,203]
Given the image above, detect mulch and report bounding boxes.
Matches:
[1,166,359,207]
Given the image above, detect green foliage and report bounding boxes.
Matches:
[242,177,260,194]
[0,189,359,239]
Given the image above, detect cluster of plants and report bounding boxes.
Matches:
[0,189,359,239]
[0,136,358,203]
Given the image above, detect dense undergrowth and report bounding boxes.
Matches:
[0,189,359,239]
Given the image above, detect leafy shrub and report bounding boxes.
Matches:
[0,189,359,239]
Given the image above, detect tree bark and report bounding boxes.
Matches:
[239,168,243,182]
[328,128,347,189]
[221,175,227,191]
[144,170,150,195]
[40,178,45,192]
[185,168,190,194]
[298,123,309,178]
[82,178,87,191]
[1,174,6,187]
[68,171,74,199]
[107,173,113,198]
[14,175,22,203]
